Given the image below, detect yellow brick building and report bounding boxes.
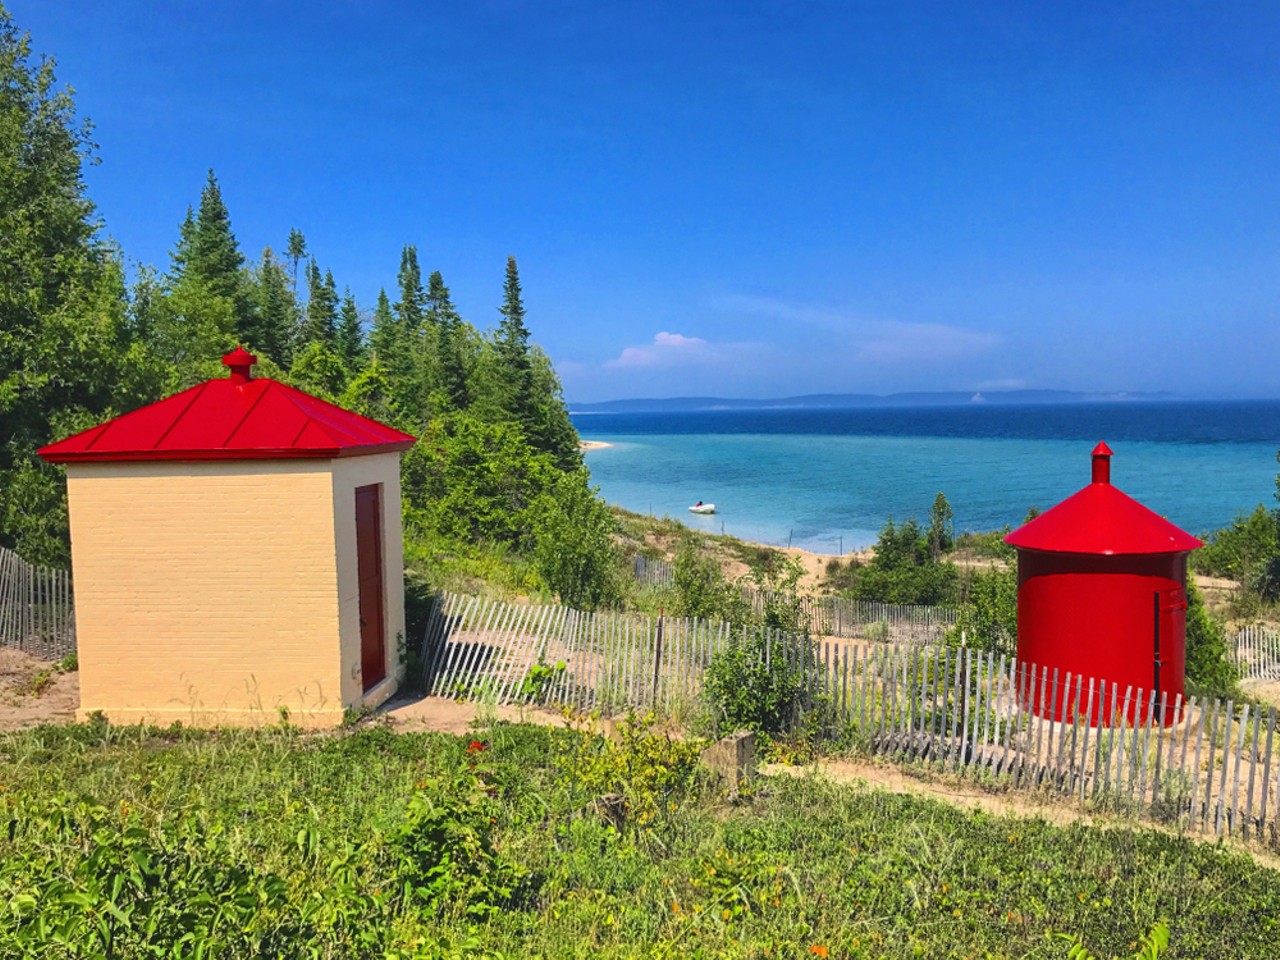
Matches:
[40,348,416,728]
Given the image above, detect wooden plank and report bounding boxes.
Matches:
[1246,703,1262,839]
[1113,685,1132,801]
[1088,680,1106,801]
[1065,674,1081,796]
[1260,709,1276,841]
[947,646,964,770]
[1014,661,1031,785]
[958,648,973,768]
[1230,703,1249,836]
[1149,690,1167,810]
[1201,698,1218,833]
[1216,700,1234,836]
[997,658,1014,775]
[1137,689,1155,814]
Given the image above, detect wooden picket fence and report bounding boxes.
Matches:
[0,547,76,658]
[630,555,956,642]
[422,592,733,713]
[423,590,1280,847]
[1235,625,1280,682]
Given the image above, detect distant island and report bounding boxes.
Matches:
[569,389,1181,414]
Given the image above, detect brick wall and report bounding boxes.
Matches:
[66,460,346,727]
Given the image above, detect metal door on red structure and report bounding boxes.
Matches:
[355,485,386,691]
[1154,586,1186,721]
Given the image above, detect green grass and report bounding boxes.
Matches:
[2,718,1278,958]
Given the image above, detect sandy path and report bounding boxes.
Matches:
[0,649,78,730]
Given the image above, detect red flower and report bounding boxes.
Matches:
[467,740,488,754]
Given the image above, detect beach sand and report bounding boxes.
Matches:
[580,440,613,451]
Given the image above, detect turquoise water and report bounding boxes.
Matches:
[575,403,1280,553]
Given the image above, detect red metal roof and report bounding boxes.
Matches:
[39,348,416,464]
[1004,442,1202,556]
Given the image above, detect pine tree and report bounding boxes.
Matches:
[395,245,425,332]
[337,288,365,366]
[170,207,197,277]
[286,228,306,293]
[427,271,468,409]
[190,170,244,302]
[0,5,130,560]
[369,288,397,359]
[252,247,297,365]
[392,246,429,418]
[496,255,534,424]
[169,170,257,347]
[301,260,337,345]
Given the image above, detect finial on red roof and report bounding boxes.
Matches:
[222,346,257,384]
[1091,441,1113,485]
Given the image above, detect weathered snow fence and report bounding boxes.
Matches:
[0,547,75,658]
[424,590,1280,848]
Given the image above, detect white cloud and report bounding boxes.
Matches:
[605,331,716,368]
[715,295,1000,365]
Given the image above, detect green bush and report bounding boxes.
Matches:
[1193,504,1279,583]
[845,518,960,606]
[949,565,1018,655]
[529,468,620,610]
[1184,576,1239,698]
[703,628,816,737]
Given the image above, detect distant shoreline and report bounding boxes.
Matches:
[580,440,613,451]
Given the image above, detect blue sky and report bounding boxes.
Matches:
[13,1,1280,402]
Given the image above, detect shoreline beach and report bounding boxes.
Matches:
[580,440,613,451]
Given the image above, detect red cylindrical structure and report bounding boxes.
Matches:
[1004,443,1201,726]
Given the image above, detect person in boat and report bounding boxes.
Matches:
[695,500,703,507]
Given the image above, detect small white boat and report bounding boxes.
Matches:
[688,503,716,515]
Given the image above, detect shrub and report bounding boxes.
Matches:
[529,468,620,609]
[1193,504,1278,583]
[846,518,960,606]
[704,628,816,737]
[948,565,1018,655]
[392,759,527,918]
[1184,576,1239,698]
[555,712,704,827]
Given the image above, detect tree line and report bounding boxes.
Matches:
[0,6,618,608]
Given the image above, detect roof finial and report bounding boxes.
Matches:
[1091,441,1113,484]
[222,346,257,385]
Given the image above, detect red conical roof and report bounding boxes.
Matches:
[39,348,416,464]
[1004,442,1201,556]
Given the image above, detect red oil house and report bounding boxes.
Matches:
[1004,443,1201,726]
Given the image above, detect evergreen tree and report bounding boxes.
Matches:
[190,170,244,301]
[169,207,197,277]
[496,255,534,423]
[391,246,429,417]
[428,271,469,410]
[251,247,297,365]
[337,288,364,366]
[425,270,459,328]
[286,228,306,293]
[301,260,337,345]
[168,170,257,347]
[0,6,132,560]
[395,245,425,331]
[369,288,397,359]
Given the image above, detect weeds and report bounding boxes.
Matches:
[1,721,1277,957]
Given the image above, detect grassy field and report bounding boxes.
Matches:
[2,716,1278,959]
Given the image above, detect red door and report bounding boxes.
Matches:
[355,485,386,691]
